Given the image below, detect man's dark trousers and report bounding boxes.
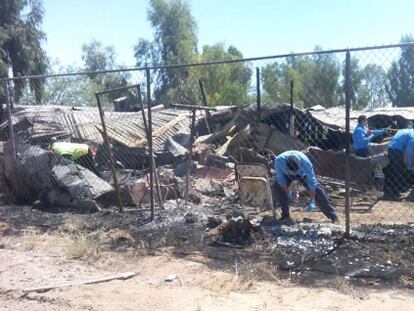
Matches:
[354,148,370,157]
[272,175,337,220]
[384,148,410,197]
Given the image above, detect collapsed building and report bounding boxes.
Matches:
[0,100,414,212]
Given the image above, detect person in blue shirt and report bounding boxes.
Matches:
[272,150,339,223]
[352,115,387,157]
[383,129,414,198]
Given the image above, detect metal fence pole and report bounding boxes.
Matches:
[256,67,261,120]
[344,51,351,237]
[184,107,196,206]
[137,85,163,210]
[289,80,295,138]
[95,94,123,212]
[4,80,16,160]
[198,79,211,134]
[137,86,149,138]
[0,83,4,122]
[146,68,155,220]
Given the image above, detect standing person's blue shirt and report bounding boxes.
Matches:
[352,124,385,153]
[352,115,386,157]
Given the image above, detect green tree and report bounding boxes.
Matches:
[339,56,366,110]
[197,43,251,106]
[134,0,198,104]
[387,35,414,107]
[20,61,100,107]
[82,40,116,81]
[300,49,341,108]
[360,64,387,109]
[43,74,100,107]
[261,59,304,107]
[261,62,283,102]
[0,0,47,104]
[261,49,341,109]
[81,40,130,103]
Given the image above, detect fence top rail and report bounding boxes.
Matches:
[1,42,414,82]
[95,84,140,96]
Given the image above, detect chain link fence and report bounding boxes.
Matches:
[1,43,414,234]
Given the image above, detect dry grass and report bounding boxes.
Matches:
[135,240,151,257]
[203,272,253,295]
[0,235,16,249]
[251,262,280,283]
[334,275,355,296]
[62,217,99,233]
[66,231,104,261]
[22,232,43,251]
[335,275,346,290]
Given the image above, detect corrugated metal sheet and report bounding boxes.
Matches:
[1,105,200,150]
[306,106,360,130]
[307,106,414,130]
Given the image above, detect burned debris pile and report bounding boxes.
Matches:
[0,103,413,213]
[1,102,414,287]
[3,139,113,211]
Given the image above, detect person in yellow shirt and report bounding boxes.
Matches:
[50,138,98,174]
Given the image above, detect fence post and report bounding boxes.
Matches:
[4,80,16,160]
[198,79,211,134]
[344,51,351,237]
[95,94,123,212]
[137,84,163,210]
[184,107,196,207]
[146,68,155,220]
[256,67,261,120]
[0,83,4,122]
[289,80,295,138]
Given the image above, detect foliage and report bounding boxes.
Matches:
[359,64,388,109]
[261,49,341,109]
[0,0,47,104]
[81,40,130,103]
[22,38,133,108]
[301,50,341,108]
[134,0,198,104]
[261,60,305,107]
[387,35,414,107]
[261,47,395,111]
[339,56,366,110]
[134,0,252,106]
[196,43,251,106]
[21,62,100,107]
[82,40,116,80]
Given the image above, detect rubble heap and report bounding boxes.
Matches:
[0,103,412,211]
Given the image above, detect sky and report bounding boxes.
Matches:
[42,0,414,67]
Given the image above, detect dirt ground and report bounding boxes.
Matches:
[1,199,413,311]
[0,234,413,311]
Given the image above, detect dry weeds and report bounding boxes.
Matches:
[22,232,43,251]
[202,271,254,295]
[62,216,99,233]
[0,235,15,249]
[65,231,104,261]
[251,262,280,283]
[334,275,357,297]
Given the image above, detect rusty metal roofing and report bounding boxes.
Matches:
[1,105,201,150]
